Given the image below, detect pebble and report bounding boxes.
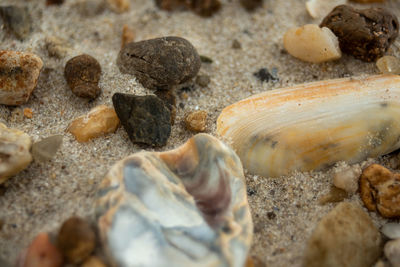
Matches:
[332,164,361,194]
[232,39,242,49]
[318,186,348,205]
[303,202,381,267]
[44,36,70,59]
[305,0,346,19]
[382,223,400,239]
[46,0,64,5]
[376,56,400,75]
[16,233,63,267]
[0,6,32,40]
[320,5,399,62]
[81,256,107,267]
[283,24,342,63]
[32,135,63,162]
[253,68,279,83]
[117,36,201,90]
[240,0,263,11]
[106,0,130,13]
[0,123,32,184]
[57,217,96,264]
[154,90,177,125]
[23,108,33,119]
[155,0,221,17]
[73,0,105,16]
[64,54,101,99]
[68,105,119,143]
[184,110,207,132]
[121,24,135,48]
[112,93,171,146]
[0,50,43,105]
[196,74,211,87]
[385,239,400,267]
[360,164,400,218]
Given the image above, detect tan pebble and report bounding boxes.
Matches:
[360,164,400,218]
[121,24,135,48]
[185,110,207,132]
[16,232,63,267]
[81,256,107,267]
[23,108,33,119]
[57,217,96,264]
[0,123,32,184]
[318,186,348,205]
[385,239,400,267]
[68,105,119,143]
[283,24,341,63]
[0,50,43,105]
[332,164,361,194]
[44,36,70,59]
[107,0,130,13]
[377,56,400,75]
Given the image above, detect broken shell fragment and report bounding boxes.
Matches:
[217,74,400,178]
[96,133,253,267]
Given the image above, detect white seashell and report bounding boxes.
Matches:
[382,223,400,239]
[217,74,400,178]
[96,133,253,267]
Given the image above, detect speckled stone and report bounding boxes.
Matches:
[96,134,253,267]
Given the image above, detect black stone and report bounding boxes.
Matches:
[112,93,171,147]
[253,68,279,83]
[0,6,32,40]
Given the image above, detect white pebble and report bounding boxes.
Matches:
[382,223,400,239]
[332,164,361,194]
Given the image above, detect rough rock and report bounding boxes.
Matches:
[360,164,400,218]
[44,36,70,59]
[0,6,32,40]
[303,202,381,267]
[68,105,119,143]
[0,123,32,184]
[112,93,171,146]
[332,164,361,194]
[184,110,207,132]
[0,50,43,105]
[154,90,177,125]
[320,5,399,62]
[117,36,201,90]
[32,135,63,162]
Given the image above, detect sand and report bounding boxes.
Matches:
[0,0,400,265]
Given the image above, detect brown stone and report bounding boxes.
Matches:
[81,256,107,267]
[121,24,135,48]
[360,164,400,218]
[155,0,221,17]
[185,110,207,132]
[240,0,263,12]
[57,217,96,264]
[318,186,348,205]
[107,0,130,13]
[64,54,102,99]
[46,0,64,5]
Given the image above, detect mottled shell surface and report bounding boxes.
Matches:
[217,74,400,178]
[96,134,253,267]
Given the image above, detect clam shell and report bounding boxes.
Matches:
[217,74,400,177]
[96,133,252,267]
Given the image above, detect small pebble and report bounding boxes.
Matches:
[360,164,400,218]
[45,36,70,59]
[305,0,346,19]
[385,239,400,267]
[46,0,64,5]
[0,5,32,40]
[64,54,102,99]
[73,0,105,16]
[106,0,130,13]
[0,123,32,184]
[332,164,361,194]
[32,135,63,162]
[57,217,96,264]
[303,202,381,267]
[253,68,278,83]
[16,233,63,267]
[81,256,107,267]
[232,39,242,49]
[196,74,211,87]
[318,186,348,205]
[185,110,207,132]
[155,0,221,17]
[283,24,341,63]
[23,108,33,119]
[376,56,400,75]
[200,55,213,64]
[382,223,400,240]
[321,5,399,62]
[117,36,201,90]
[112,93,171,146]
[68,105,119,143]
[0,50,43,105]
[121,24,135,48]
[240,0,263,11]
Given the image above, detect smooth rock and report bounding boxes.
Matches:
[96,133,253,267]
[57,217,96,264]
[0,123,32,184]
[0,50,43,105]
[0,6,32,40]
[196,74,211,87]
[321,5,399,62]
[303,202,381,267]
[318,186,348,205]
[16,233,63,267]
[382,223,400,239]
[377,56,400,75]
[385,239,400,267]
[360,164,400,218]
[155,0,221,17]
[81,256,107,267]
[32,135,63,162]
[64,54,102,99]
[184,110,207,132]
[112,93,171,146]
[68,105,119,143]
[117,36,201,90]
[332,164,361,194]
[283,24,341,63]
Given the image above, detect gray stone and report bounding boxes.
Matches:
[0,6,32,40]
[32,135,63,162]
[382,223,400,240]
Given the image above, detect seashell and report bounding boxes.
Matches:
[95,133,253,267]
[217,74,400,178]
